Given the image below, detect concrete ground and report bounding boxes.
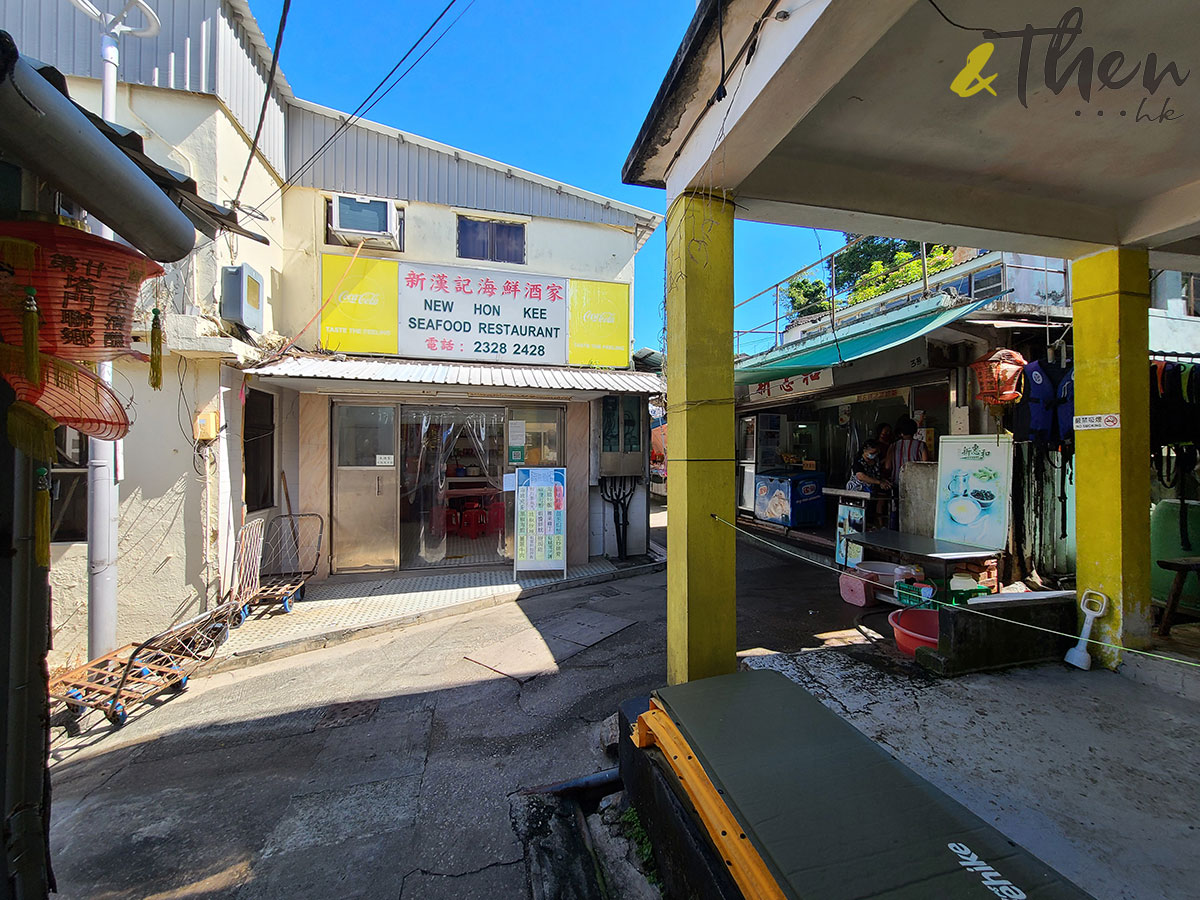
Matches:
[46,505,1199,899]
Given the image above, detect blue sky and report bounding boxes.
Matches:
[249,0,840,351]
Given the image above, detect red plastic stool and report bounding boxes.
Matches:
[460,508,487,540]
[486,501,505,534]
[434,507,460,536]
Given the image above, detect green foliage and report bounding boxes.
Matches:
[619,805,663,891]
[846,245,956,305]
[785,276,829,320]
[834,235,922,288]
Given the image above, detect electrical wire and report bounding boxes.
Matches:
[923,0,995,35]
[232,0,291,208]
[254,0,464,212]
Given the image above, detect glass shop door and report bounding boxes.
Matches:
[332,404,399,573]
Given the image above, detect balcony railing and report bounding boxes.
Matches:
[733,243,1069,359]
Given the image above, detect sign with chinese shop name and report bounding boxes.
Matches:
[319,255,399,354]
[569,280,630,367]
[399,262,568,365]
[744,369,833,406]
[514,467,567,575]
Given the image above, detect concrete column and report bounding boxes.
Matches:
[566,402,590,567]
[298,394,331,579]
[1070,247,1151,666]
[665,191,737,684]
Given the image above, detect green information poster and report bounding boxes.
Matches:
[514,467,567,576]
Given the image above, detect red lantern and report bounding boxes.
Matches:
[0,220,163,363]
[970,349,1028,405]
[0,342,130,441]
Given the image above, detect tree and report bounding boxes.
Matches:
[846,246,956,304]
[833,235,923,290]
[785,276,829,320]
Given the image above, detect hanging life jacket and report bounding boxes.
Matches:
[1056,367,1075,446]
[1024,360,1069,445]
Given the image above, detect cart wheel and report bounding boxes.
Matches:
[215,624,230,645]
[281,593,294,613]
[296,585,306,603]
[106,703,127,728]
[170,674,189,693]
[232,605,246,628]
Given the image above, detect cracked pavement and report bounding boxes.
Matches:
[41,519,866,899]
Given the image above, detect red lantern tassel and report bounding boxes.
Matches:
[149,307,163,390]
[34,466,50,568]
[22,287,40,385]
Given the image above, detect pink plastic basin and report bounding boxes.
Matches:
[888,608,939,657]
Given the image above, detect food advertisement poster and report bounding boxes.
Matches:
[933,435,1013,550]
[319,255,399,354]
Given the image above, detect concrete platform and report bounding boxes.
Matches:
[211,554,664,674]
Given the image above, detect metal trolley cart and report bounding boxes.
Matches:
[49,605,231,729]
[246,514,324,614]
[49,518,268,730]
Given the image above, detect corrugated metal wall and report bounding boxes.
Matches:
[1,0,285,173]
[287,104,637,228]
[215,1,284,172]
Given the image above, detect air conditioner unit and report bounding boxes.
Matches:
[221,263,264,332]
[329,193,401,250]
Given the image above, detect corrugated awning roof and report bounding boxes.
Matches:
[734,295,996,385]
[246,356,665,395]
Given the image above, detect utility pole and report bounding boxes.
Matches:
[66,0,161,659]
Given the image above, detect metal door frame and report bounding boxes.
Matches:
[331,400,400,574]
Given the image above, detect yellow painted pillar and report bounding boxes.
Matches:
[1070,247,1151,667]
[665,190,737,683]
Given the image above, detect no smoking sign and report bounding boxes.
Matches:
[1074,414,1121,430]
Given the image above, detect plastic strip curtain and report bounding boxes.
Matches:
[400,407,505,566]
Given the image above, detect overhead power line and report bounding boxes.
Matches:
[256,0,474,212]
[233,0,291,208]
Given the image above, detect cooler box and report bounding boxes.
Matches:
[754,473,826,528]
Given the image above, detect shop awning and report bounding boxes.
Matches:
[246,355,665,397]
[734,295,994,385]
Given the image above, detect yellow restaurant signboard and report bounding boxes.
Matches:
[319,255,631,367]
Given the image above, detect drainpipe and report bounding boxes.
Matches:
[3,386,52,897]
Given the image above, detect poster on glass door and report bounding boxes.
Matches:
[514,467,567,575]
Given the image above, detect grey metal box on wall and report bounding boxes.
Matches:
[221,263,264,332]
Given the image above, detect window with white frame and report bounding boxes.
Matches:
[51,426,88,543]
[457,216,525,265]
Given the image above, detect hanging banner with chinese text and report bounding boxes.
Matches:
[399,262,568,365]
[514,467,567,575]
[568,279,630,367]
[742,369,834,406]
[319,255,399,354]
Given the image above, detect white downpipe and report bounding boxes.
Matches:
[69,0,163,657]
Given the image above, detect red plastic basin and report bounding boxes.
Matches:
[888,608,939,657]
